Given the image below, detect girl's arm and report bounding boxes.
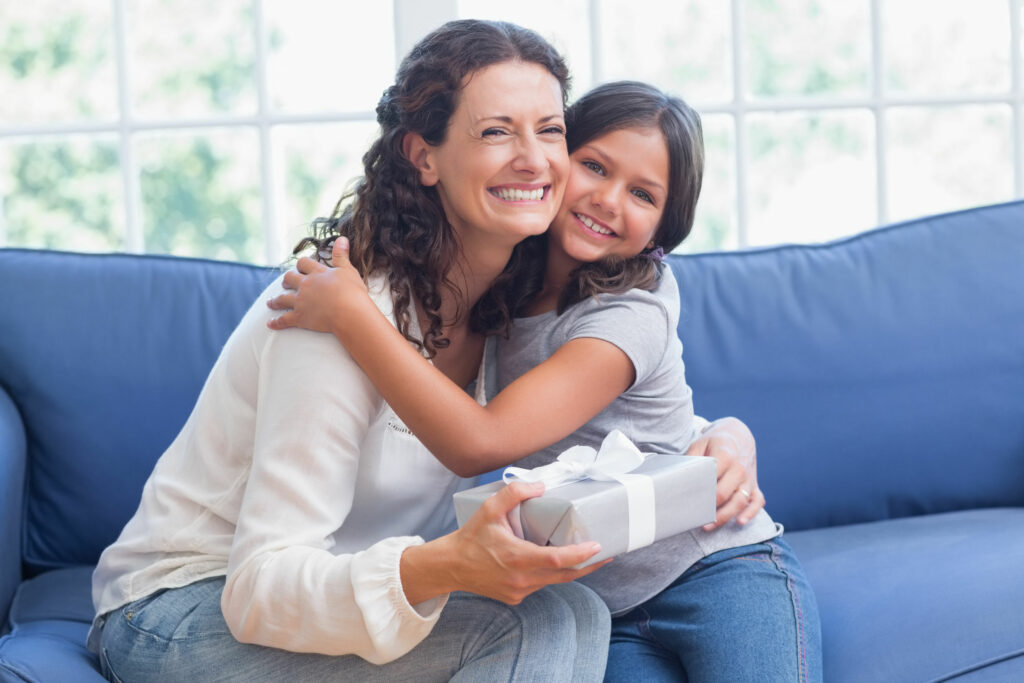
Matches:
[268,238,765,526]
[267,238,634,478]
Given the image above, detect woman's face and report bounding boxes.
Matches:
[549,126,669,264]
[416,60,569,250]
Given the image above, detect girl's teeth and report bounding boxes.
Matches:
[577,213,613,235]
[493,187,544,201]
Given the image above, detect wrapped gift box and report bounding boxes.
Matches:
[453,436,717,567]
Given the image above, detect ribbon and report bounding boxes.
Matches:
[503,430,657,552]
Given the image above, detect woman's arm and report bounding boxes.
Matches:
[686,417,766,528]
[225,284,605,663]
[267,238,635,477]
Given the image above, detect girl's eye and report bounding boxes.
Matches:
[582,160,605,175]
[632,188,655,204]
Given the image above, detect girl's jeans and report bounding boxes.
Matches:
[605,537,823,682]
[97,577,610,682]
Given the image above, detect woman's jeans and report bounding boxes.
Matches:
[604,537,823,682]
[97,577,610,682]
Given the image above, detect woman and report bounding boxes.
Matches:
[268,81,823,681]
[88,20,612,682]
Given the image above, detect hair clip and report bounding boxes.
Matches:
[641,246,665,263]
[376,88,401,127]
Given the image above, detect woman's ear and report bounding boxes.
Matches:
[402,132,439,186]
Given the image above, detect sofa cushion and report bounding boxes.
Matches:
[0,249,279,574]
[786,508,1024,683]
[670,200,1024,530]
[0,566,103,682]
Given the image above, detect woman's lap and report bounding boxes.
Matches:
[604,537,823,683]
[99,577,610,683]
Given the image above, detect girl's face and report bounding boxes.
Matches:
[416,60,569,250]
[549,126,669,264]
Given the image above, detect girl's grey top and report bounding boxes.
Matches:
[489,266,780,616]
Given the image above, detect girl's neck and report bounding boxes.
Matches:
[525,240,581,316]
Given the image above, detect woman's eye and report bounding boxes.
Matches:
[582,160,604,175]
[633,188,655,204]
[541,125,566,137]
[482,128,508,137]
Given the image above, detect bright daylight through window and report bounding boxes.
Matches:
[1,0,1021,263]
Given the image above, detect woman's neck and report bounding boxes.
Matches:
[420,237,514,388]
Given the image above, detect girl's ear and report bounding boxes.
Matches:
[402,132,439,186]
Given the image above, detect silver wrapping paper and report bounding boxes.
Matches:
[453,454,717,567]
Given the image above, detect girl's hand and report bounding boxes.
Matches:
[405,483,610,605]
[687,418,765,530]
[266,237,373,337]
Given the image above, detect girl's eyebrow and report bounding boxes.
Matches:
[582,143,667,195]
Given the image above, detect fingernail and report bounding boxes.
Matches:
[702,523,715,531]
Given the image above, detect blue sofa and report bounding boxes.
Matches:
[1,200,1022,682]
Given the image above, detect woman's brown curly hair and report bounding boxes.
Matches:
[294,20,570,356]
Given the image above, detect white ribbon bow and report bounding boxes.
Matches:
[503,430,657,552]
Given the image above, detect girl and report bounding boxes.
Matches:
[268,81,823,681]
[88,21,613,682]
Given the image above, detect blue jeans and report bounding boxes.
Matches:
[97,577,610,682]
[605,537,822,682]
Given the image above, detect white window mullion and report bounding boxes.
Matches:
[393,0,457,64]
[871,0,888,226]
[1010,0,1023,197]
[589,0,603,87]
[253,0,278,265]
[730,0,748,248]
[113,0,143,253]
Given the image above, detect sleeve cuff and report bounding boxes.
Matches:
[350,536,450,663]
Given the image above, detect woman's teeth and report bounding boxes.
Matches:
[491,187,545,201]
[576,213,613,236]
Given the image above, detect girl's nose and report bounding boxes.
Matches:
[591,185,620,217]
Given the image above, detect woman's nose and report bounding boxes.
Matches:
[511,134,547,174]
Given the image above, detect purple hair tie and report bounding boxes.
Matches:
[642,246,665,263]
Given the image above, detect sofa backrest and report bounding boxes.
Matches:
[670,200,1024,531]
[0,249,278,575]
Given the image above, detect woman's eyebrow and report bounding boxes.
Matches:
[476,114,565,125]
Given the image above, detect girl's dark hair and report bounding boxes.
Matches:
[294,20,570,356]
[548,81,705,313]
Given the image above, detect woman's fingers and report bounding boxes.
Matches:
[737,485,766,525]
[455,483,608,603]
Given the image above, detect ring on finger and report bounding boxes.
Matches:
[739,487,752,501]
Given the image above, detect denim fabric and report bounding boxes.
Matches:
[97,577,610,682]
[605,537,822,682]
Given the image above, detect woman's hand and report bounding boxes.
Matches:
[402,482,610,605]
[687,417,765,530]
[266,237,373,337]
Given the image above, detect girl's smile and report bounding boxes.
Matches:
[551,125,669,265]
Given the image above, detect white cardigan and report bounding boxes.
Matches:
[90,274,478,663]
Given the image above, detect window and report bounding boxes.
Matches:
[2,0,1021,262]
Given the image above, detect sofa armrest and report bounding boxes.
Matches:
[0,385,26,627]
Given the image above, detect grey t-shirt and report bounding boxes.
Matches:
[492,266,780,615]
